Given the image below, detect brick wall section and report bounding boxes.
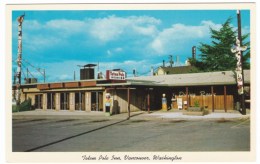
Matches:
[37,84,49,90]
[37,81,96,90]
[80,81,96,87]
[50,83,63,89]
[64,82,79,88]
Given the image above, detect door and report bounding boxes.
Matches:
[60,92,69,110]
[91,92,103,111]
[35,94,43,109]
[47,93,55,109]
[75,92,85,111]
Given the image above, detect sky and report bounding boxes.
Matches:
[11,10,250,83]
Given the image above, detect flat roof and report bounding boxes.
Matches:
[18,70,250,88]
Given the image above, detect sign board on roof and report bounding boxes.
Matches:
[106,70,126,80]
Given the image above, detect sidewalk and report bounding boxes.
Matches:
[12,109,107,120]
[12,109,250,121]
[141,110,250,121]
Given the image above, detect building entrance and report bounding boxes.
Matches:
[75,92,85,111]
[91,92,103,111]
[35,94,43,109]
[60,92,69,110]
[47,93,55,110]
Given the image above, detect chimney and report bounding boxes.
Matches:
[133,69,136,77]
[97,72,103,79]
[80,64,96,80]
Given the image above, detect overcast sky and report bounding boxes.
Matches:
[12,10,250,83]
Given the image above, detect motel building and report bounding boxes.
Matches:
[12,66,250,114]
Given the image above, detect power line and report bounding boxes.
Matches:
[21,62,36,80]
[23,58,46,82]
[13,58,44,82]
[23,59,45,76]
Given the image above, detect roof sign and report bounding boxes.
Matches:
[106,70,126,80]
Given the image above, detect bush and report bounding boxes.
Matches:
[12,105,19,113]
[194,100,200,107]
[12,98,33,113]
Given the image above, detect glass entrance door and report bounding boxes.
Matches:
[60,92,69,110]
[35,94,43,109]
[91,92,103,111]
[47,93,55,110]
[75,92,85,111]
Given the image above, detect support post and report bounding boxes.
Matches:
[147,92,150,113]
[85,92,91,112]
[96,92,99,111]
[186,87,189,109]
[79,92,82,111]
[224,85,227,112]
[69,92,75,111]
[55,93,60,111]
[127,87,130,119]
[43,93,47,110]
[211,86,214,112]
[51,93,53,110]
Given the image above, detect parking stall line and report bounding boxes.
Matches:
[230,118,250,129]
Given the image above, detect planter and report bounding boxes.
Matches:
[183,111,204,116]
[187,107,201,111]
[183,107,209,116]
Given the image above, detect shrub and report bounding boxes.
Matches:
[12,98,33,113]
[194,100,200,107]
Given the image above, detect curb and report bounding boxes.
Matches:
[12,110,250,122]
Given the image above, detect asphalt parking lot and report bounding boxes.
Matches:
[12,112,250,152]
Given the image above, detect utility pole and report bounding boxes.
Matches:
[43,69,46,83]
[15,13,25,105]
[169,55,174,67]
[133,69,136,77]
[26,68,29,80]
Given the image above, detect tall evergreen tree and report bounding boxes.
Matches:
[191,17,250,72]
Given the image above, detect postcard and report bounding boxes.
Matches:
[5,2,256,163]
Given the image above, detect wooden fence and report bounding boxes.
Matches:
[172,95,234,111]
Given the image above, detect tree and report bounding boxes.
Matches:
[192,17,250,72]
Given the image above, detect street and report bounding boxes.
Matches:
[12,114,250,152]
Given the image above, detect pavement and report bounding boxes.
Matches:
[144,111,249,120]
[12,109,250,121]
